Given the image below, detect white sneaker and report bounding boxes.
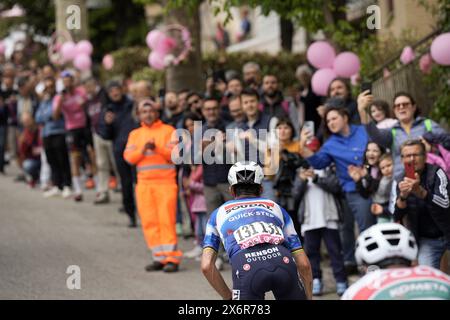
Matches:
[215,257,224,271]
[43,186,60,198]
[184,246,203,259]
[62,186,72,199]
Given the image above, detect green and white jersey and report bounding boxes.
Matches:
[342,265,450,300]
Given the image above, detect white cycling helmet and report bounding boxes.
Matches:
[228,161,264,186]
[355,223,418,267]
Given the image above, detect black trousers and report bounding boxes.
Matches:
[0,125,6,172]
[114,149,136,221]
[303,227,347,283]
[43,134,71,189]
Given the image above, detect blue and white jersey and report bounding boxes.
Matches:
[203,197,303,258]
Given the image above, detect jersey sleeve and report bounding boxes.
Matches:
[202,209,221,252]
[279,205,303,252]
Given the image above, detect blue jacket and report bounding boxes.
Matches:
[306,125,369,192]
[35,98,65,137]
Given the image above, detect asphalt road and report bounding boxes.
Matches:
[0,167,347,300]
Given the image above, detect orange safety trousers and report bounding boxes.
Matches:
[135,180,182,265]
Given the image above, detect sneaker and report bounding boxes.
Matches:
[94,192,110,204]
[184,246,203,259]
[44,186,61,198]
[336,282,348,296]
[85,178,95,190]
[145,261,164,272]
[215,257,224,271]
[312,278,323,296]
[62,186,72,199]
[74,193,83,202]
[163,262,179,273]
[14,174,26,182]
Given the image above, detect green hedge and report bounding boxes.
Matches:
[100,46,306,92]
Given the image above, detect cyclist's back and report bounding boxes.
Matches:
[342,265,450,300]
[201,161,312,300]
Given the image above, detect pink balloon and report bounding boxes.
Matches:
[419,53,433,74]
[61,41,77,61]
[0,41,5,55]
[148,51,165,70]
[307,41,336,69]
[311,68,337,96]
[430,32,450,66]
[155,36,177,56]
[333,52,361,78]
[73,54,92,71]
[146,30,165,50]
[400,46,415,65]
[76,40,93,56]
[102,54,114,70]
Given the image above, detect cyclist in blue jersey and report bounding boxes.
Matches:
[201,161,313,300]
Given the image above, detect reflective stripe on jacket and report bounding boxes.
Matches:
[123,120,177,182]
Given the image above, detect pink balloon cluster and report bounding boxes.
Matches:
[60,40,93,71]
[307,41,361,96]
[145,29,181,70]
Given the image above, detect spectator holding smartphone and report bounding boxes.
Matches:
[393,139,450,269]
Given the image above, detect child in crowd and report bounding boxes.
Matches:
[348,142,386,199]
[370,153,394,223]
[184,164,207,259]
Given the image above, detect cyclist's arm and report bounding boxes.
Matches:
[292,249,313,300]
[201,248,232,300]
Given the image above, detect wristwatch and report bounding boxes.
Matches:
[399,195,408,202]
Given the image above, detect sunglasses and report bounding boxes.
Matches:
[394,102,412,109]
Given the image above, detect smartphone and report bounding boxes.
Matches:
[404,161,416,179]
[303,121,315,143]
[303,121,315,136]
[361,82,372,94]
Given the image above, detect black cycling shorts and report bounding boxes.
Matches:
[66,127,93,152]
[230,243,307,300]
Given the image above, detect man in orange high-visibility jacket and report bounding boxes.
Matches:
[124,99,182,273]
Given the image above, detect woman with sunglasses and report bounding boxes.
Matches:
[358,91,447,180]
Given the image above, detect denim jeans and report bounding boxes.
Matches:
[194,211,207,245]
[22,158,41,181]
[418,237,448,269]
[304,228,347,283]
[340,192,374,264]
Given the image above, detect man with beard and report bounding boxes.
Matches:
[260,74,299,135]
